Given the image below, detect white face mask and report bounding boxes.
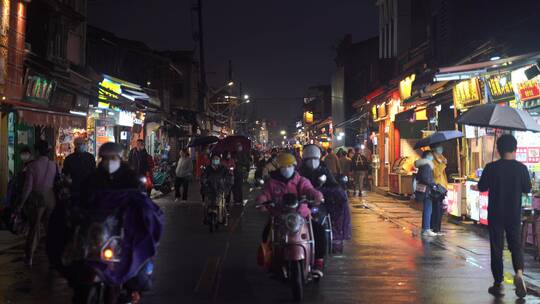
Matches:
[435,146,443,154]
[106,160,121,174]
[306,159,320,170]
[280,166,295,179]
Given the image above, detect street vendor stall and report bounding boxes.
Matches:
[388,156,415,195]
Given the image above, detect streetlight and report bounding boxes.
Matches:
[243,94,249,100]
[227,81,234,86]
[280,130,286,135]
[283,135,287,139]
[245,99,251,103]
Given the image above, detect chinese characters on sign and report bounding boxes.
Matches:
[486,74,514,101]
[453,78,482,109]
[517,79,540,102]
[516,147,540,164]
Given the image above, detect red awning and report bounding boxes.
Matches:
[17,109,86,129]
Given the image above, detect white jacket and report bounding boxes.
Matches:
[176,156,194,178]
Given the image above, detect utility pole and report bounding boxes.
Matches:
[196,0,207,114]
[228,60,234,134]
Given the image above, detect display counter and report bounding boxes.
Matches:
[464,179,489,225]
[389,157,415,196]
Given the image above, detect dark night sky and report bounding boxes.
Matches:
[87,0,378,126]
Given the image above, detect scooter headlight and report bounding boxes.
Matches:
[283,213,304,234]
[101,236,122,263]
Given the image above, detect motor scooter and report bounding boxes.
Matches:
[152,161,174,195]
[60,190,163,304]
[258,194,319,302]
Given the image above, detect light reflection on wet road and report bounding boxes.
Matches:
[1,189,540,303]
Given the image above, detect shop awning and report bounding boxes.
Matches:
[434,52,540,81]
[17,108,86,129]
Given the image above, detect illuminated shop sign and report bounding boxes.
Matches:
[25,72,56,106]
[98,78,122,101]
[486,74,514,101]
[517,79,540,102]
[399,74,415,100]
[453,78,482,109]
[303,111,314,124]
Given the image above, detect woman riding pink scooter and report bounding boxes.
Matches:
[256,153,327,277]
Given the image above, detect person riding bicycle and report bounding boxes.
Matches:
[256,152,327,277]
[201,154,234,217]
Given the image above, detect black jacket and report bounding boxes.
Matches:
[414,158,435,202]
[351,153,369,172]
[201,165,234,194]
[299,164,339,189]
[63,151,96,193]
[81,164,141,200]
[128,148,149,175]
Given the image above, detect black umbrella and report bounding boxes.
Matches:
[414,130,463,149]
[187,136,219,147]
[457,104,540,132]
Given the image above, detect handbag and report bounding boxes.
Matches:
[429,184,448,200]
[9,210,28,235]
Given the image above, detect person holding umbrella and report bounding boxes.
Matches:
[414,150,437,237]
[429,143,448,235]
[477,134,530,298]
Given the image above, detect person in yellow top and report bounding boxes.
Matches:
[430,144,448,235]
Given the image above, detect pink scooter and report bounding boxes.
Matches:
[259,194,318,302]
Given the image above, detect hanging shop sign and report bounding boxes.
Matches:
[98,78,122,101]
[486,74,514,101]
[24,71,56,106]
[517,79,540,102]
[453,78,482,110]
[399,74,415,100]
[303,111,314,124]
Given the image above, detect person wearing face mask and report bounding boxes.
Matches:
[65,142,163,303]
[299,144,339,189]
[414,150,437,237]
[81,142,142,197]
[62,137,96,194]
[429,144,449,235]
[201,154,234,215]
[256,153,327,277]
[254,151,270,181]
[299,145,352,253]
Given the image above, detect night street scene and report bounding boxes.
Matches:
[5,1,540,304]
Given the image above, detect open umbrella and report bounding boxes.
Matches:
[457,104,540,132]
[212,135,251,154]
[414,130,463,149]
[187,136,219,147]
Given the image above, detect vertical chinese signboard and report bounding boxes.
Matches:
[453,78,482,110]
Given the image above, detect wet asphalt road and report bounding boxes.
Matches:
[1,185,540,303]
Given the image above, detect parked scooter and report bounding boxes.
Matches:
[258,194,319,302]
[153,161,174,195]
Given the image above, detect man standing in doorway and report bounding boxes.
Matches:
[478,134,531,298]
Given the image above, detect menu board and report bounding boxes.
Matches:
[515,130,540,165]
